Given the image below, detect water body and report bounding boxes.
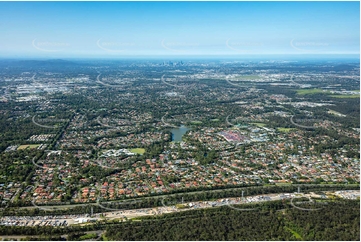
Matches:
[171,125,191,141]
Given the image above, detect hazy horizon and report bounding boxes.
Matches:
[0,1,359,58]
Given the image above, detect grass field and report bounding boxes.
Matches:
[17,144,40,150]
[296,88,360,98]
[130,148,146,155]
[175,204,188,209]
[328,110,346,117]
[190,120,202,124]
[295,88,327,95]
[330,94,360,98]
[277,128,296,132]
[275,182,292,186]
[210,119,220,122]
[250,122,266,127]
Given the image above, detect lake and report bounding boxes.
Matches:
[171,125,191,141]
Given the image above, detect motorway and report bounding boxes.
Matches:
[1,190,359,227]
[16,183,358,211]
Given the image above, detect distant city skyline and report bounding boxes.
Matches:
[0,1,359,58]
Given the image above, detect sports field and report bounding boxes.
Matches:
[130,148,146,155]
[17,144,40,150]
[277,128,296,132]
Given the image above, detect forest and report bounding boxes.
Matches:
[0,199,358,241]
[104,199,360,241]
[105,201,360,240]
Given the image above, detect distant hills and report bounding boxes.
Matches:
[0,59,81,72]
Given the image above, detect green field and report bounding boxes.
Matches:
[130,148,146,155]
[328,110,346,116]
[210,119,220,122]
[17,144,40,150]
[175,204,188,209]
[296,88,327,95]
[190,120,202,124]
[330,94,360,98]
[250,122,266,127]
[295,88,359,98]
[277,128,296,132]
[275,182,292,186]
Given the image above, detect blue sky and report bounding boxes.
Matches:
[0,1,359,58]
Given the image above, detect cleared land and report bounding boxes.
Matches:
[275,182,292,186]
[17,144,40,150]
[277,128,296,132]
[190,121,202,124]
[130,148,146,155]
[330,94,360,98]
[295,89,327,95]
[296,89,359,98]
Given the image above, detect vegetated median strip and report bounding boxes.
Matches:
[290,115,316,129]
[285,226,304,240]
[32,115,58,129]
[96,73,124,88]
[225,78,248,88]
[161,112,178,128]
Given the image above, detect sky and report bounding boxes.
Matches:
[0,1,359,58]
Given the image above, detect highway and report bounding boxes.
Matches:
[2,189,359,227]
